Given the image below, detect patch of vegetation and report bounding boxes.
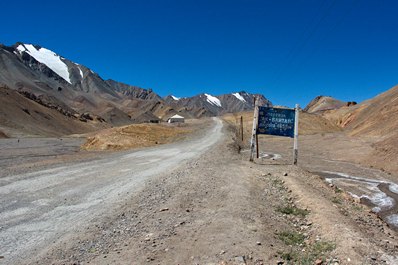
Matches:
[277,205,309,217]
[277,250,298,263]
[334,186,343,193]
[271,178,288,193]
[352,204,363,211]
[311,241,336,255]
[278,231,305,246]
[331,197,342,204]
[301,241,336,263]
[278,240,336,264]
[272,178,284,186]
[89,247,97,253]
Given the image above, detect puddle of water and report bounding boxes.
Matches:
[260,153,281,160]
[386,214,398,226]
[390,183,398,194]
[315,171,398,230]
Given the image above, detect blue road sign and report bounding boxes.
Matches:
[257,106,295,138]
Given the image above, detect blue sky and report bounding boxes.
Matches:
[3,0,398,107]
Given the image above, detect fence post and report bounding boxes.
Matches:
[240,116,244,142]
[250,98,259,162]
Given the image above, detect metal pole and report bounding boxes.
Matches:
[293,104,299,165]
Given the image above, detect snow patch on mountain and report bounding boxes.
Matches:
[16,45,26,53]
[171,95,180,100]
[205,93,222,107]
[78,67,84,78]
[17,44,71,84]
[232,92,246,102]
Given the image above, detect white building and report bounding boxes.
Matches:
[167,114,185,123]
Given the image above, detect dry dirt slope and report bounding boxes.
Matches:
[81,120,203,151]
[320,85,398,174]
[0,86,105,137]
[304,96,348,113]
[335,85,398,137]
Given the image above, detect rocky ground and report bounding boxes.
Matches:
[0,137,101,178]
[0,119,208,179]
[26,123,398,265]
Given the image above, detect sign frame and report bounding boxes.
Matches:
[250,103,299,165]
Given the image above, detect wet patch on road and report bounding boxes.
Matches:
[260,152,282,160]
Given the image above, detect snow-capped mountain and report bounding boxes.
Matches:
[16,44,72,84]
[162,91,271,118]
[0,42,272,136]
[0,42,153,127]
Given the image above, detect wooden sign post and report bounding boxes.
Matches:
[240,116,244,142]
[249,98,259,162]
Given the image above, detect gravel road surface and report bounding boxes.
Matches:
[0,118,223,264]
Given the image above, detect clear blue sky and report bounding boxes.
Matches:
[3,0,398,107]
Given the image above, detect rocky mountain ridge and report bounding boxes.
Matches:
[0,42,271,136]
[304,95,356,113]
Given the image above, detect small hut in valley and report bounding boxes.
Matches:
[167,114,185,123]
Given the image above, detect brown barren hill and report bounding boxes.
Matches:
[320,85,398,174]
[304,95,348,113]
[345,85,398,137]
[82,122,194,151]
[349,86,398,174]
[0,86,106,137]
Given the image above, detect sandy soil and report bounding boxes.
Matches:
[81,119,202,151]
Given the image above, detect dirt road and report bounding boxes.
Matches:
[1,119,398,264]
[0,118,223,264]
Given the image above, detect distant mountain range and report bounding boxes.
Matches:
[0,42,271,136]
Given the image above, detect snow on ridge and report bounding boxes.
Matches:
[18,44,71,84]
[204,93,222,107]
[171,95,180,100]
[78,67,84,79]
[16,45,26,53]
[232,92,246,102]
